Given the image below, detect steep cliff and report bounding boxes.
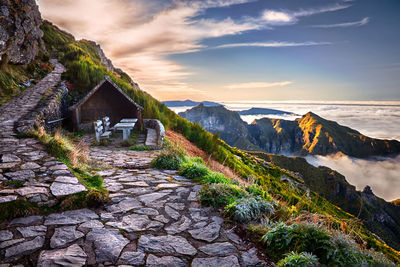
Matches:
[0,0,44,65]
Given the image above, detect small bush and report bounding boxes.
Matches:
[179,161,209,179]
[201,171,232,184]
[225,197,275,222]
[277,252,319,267]
[261,223,332,263]
[199,183,249,208]
[327,232,366,266]
[151,143,186,170]
[364,249,396,266]
[152,153,184,170]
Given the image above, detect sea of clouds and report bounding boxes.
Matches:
[171,101,400,201]
[306,154,400,201]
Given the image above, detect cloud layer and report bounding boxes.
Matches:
[306,154,400,201]
[225,81,293,89]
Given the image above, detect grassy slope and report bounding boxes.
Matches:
[0,55,53,105]
[250,151,400,251]
[41,21,400,262]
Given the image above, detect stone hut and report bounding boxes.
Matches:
[69,76,143,130]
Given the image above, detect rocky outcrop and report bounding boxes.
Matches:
[0,0,44,64]
[88,41,115,72]
[180,104,260,151]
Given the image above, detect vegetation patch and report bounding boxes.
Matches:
[27,128,108,196]
[277,251,319,267]
[225,197,275,223]
[129,145,149,151]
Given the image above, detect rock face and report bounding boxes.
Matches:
[0,0,44,64]
[88,41,115,72]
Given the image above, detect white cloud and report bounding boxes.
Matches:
[261,4,352,26]
[263,10,294,24]
[311,17,370,28]
[293,4,351,17]
[216,41,332,49]
[226,81,293,89]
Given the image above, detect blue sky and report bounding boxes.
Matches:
[38,0,400,101]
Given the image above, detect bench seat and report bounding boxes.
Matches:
[101,131,112,138]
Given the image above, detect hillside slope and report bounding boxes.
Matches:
[180,105,400,158]
[250,151,400,251]
[35,17,400,261]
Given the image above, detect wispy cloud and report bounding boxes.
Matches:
[262,4,352,25]
[312,17,370,28]
[216,41,332,49]
[38,0,260,99]
[226,81,293,89]
[37,0,347,100]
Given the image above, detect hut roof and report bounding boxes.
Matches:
[69,76,144,111]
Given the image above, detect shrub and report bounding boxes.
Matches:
[327,232,366,266]
[200,171,232,184]
[199,183,249,208]
[277,252,319,267]
[225,197,275,222]
[364,249,396,266]
[179,161,210,179]
[151,145,186,170]
[261,223,333,263]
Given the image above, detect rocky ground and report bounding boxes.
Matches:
[0,145,264,266]
[0,60,87,206]
[0,61,264,266]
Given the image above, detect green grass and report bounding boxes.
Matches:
[5,180,25,188]
[0,59,52,105]
[129,145,149,151]
[27,129,108,196]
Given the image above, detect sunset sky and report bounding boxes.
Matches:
[37,0,400,101]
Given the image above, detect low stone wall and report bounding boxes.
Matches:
[16,82,69,133]
[143,119,165,149]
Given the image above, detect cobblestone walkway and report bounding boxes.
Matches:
[0,60,87,206]
[0,144,264,266]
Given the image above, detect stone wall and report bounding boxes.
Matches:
[0,0,44,64]
[16,81,69,133]
[143,119,165,149]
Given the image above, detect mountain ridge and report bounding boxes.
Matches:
[180,105,400,158]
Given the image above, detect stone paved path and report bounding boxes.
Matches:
[0,144,264,266]
[0,60,87,206]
